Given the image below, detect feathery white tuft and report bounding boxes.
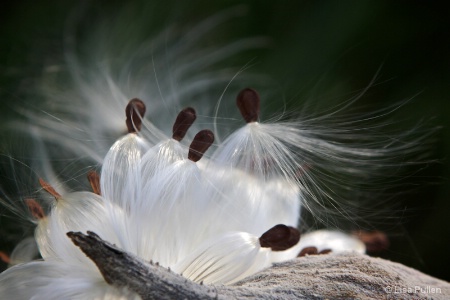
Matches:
[0,4,430,299]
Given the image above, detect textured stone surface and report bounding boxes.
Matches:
[231,253,449,299]
[70,231,450,300]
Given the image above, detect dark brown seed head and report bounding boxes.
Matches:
[172,107,196,141]
[25,198,45,220]
[236,88,260,123]
[39,178,61,200]
[188,130,214,162]
[125,98,146,133]
[319,249,332,255]
[87,170,101,196]
[353,230,390,253]
[259,224,301,251]
[297,246,319,257]
[0,252,10,264]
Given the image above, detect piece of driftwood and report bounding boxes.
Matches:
[68,231,450,300]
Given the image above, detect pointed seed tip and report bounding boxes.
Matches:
[172,107,197,141]
[237,88,260,123]
[0,252,11,264]
[183,106,196,115]
[87,170,101,195]
[38,178,62,200]
[126,98,146,133]
[25,198,45,220]
[188,129,214,162]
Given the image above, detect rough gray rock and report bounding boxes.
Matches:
[69,231,450,300]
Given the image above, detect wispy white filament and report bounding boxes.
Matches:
[0,4,430,300]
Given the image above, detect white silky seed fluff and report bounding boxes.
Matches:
[0,4,430,300]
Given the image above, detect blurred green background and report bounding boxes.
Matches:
[0,0,449,282]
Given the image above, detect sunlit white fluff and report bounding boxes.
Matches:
[8,237,39,266]
[0,18,306,296]
[297,230,365,254]
[100,133,149,211]
[0,3,431,300]
[173,232,271,285]
[0,118,304,298]
[10,5,268,170]
[0,261,139,300]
